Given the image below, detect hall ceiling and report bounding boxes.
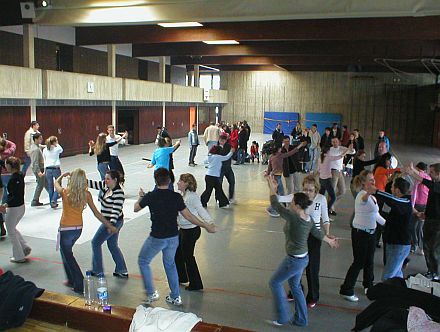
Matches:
[3,0,440,73]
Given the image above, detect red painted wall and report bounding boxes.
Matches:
[36,106,112,156]
[165,106,190,139]
[0,106,31,158]
[138,107,163,143]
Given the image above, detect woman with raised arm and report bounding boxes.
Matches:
[54,169,117,294]
[89,133,123,180]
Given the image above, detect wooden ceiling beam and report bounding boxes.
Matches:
[133,40,440,57]
[76,16,440,45]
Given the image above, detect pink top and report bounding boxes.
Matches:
[411,170,431,206]
[318,154,344,179]
[0,140,16,175]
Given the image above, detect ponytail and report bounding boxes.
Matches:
[353,170,372,191]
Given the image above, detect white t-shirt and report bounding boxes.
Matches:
[178,191,213,229]
[352,190,385,230]
[106,135,125,156]
[42,145,63,168]
[328,145,355,170]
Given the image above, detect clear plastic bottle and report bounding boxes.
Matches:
[96,273,109,307]
[83,270,94,306]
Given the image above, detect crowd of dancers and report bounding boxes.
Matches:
[0,119,439,329]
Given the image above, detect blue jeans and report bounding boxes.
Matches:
[92,218,127,274]
[45,168,61,203]
[237,148,246,164]
[60,229,83,293]
[308,147,318,171]
[319,178,336,210]
[97,162,110,180]
[270,255,309,326]
[1,174,11,204]
[382,244,411,280]
[21,155,31,175]
[138,235,180,298]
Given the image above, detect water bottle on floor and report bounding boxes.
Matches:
[96,273,109,307]
[83,270,94,306]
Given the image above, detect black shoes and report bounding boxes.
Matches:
[113,272,129,278]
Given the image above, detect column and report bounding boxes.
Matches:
[107,45,116,126]
[23,24,36,120]
[159,57,166,126]
[194,65,200,87]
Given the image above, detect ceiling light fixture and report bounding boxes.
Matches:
[203,40,239,45]
[200,65,220,72]
[158,22,203,28]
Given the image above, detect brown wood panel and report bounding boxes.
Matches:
[36,107,112,156]
[165,106,190,138]
[0,106,30,158]
[198,106,217,133]
[138,107,163,143]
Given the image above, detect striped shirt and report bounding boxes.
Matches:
[88,180,124,224]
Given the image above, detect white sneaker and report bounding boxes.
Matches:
[266,320,284,327]
[165,295,182,306]
[229,198,237,205]
[143,290,160,305]
[266,207,280,218]
[220,204,230,209]
[340,294,359,302]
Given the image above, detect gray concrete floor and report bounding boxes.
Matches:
[1,134,439,331]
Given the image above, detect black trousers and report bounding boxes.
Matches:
[305,235,322,303]
[340,228,376,296]
[110,156,125,175]
[200,175,229,207]
[220,166,235,200]
[424,218,440,275]
[175,227,203,290]
[189,145,198,164]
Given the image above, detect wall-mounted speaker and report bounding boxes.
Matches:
[20,2,36,19]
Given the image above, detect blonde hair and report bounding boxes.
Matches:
[353,170,372,191]
[302,175,320,193]
[94,133,107,156]
[179,173,197,192]
[45,136,58,150]
[66,168,88,209]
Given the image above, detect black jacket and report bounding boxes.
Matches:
[375,191,412,245]
[238,130,248,148]
[0,271,44,330]
[281,145,297,177]
[272,129,284,146]
[423,178,440,220]
[218,142,233,169]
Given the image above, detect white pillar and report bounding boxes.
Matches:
[112,101,116,127]
[23,24,35,68]
[107,44,116,77]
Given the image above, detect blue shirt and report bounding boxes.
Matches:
[206,152,233,177]
[151,147,174,170]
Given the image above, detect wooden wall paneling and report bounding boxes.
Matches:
[0,65,42,99]
[189,107,196,129]
[138,107,163,143]
[36,107,112,156]
[35,38,58,71]
[0,31,23,66]
[147,62,159,82]
[116,55,139,79]
[165,106,190,138]
[73,47,107,76]
[0,107,30,158]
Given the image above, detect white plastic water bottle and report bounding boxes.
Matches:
[96,273,109,306]
[83,270,94,306]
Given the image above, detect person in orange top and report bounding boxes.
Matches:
[373,153,401,191]
[54,169,116,294]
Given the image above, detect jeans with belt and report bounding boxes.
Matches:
[269,254,309,326]
[60,228,83,293]
[97,162,110,180]
[91,218,127,275]
[45,167,61,204]
[340,228,376,296]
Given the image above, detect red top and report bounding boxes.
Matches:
[374,166,401,191]
[341,130,350,146]
[229,129,238,149]
[250,145,259,155]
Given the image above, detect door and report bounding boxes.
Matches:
[117,109,139,145]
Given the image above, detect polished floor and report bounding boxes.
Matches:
[1,134,438,331]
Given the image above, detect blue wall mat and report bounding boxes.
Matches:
[305,113,342,135]
[263,112,300,135]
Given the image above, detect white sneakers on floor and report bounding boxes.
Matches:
[143,290,160,305]
[165,295,182,306]
[340,294,359,302]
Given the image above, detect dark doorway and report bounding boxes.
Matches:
[117,109,139,145]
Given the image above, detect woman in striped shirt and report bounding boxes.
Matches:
[88,170,128,278]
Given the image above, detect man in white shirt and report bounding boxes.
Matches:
[308,124,321,172]
[328,137,355,215]
[377,141,398,169]
[106,125,128,175]
[23,121,40,176]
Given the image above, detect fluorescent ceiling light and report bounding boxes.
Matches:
[158,22,203,28]
[203,40,239,45]
[200,65,220,72]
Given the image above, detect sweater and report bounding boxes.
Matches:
[270,195,324,256]
[267,146,299,175]
[374,166,401,191]
[178,191,212,229]
[43,145,63,168]
[411,171,431,206]
[88,180,125,224]
[206,152,233,177]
